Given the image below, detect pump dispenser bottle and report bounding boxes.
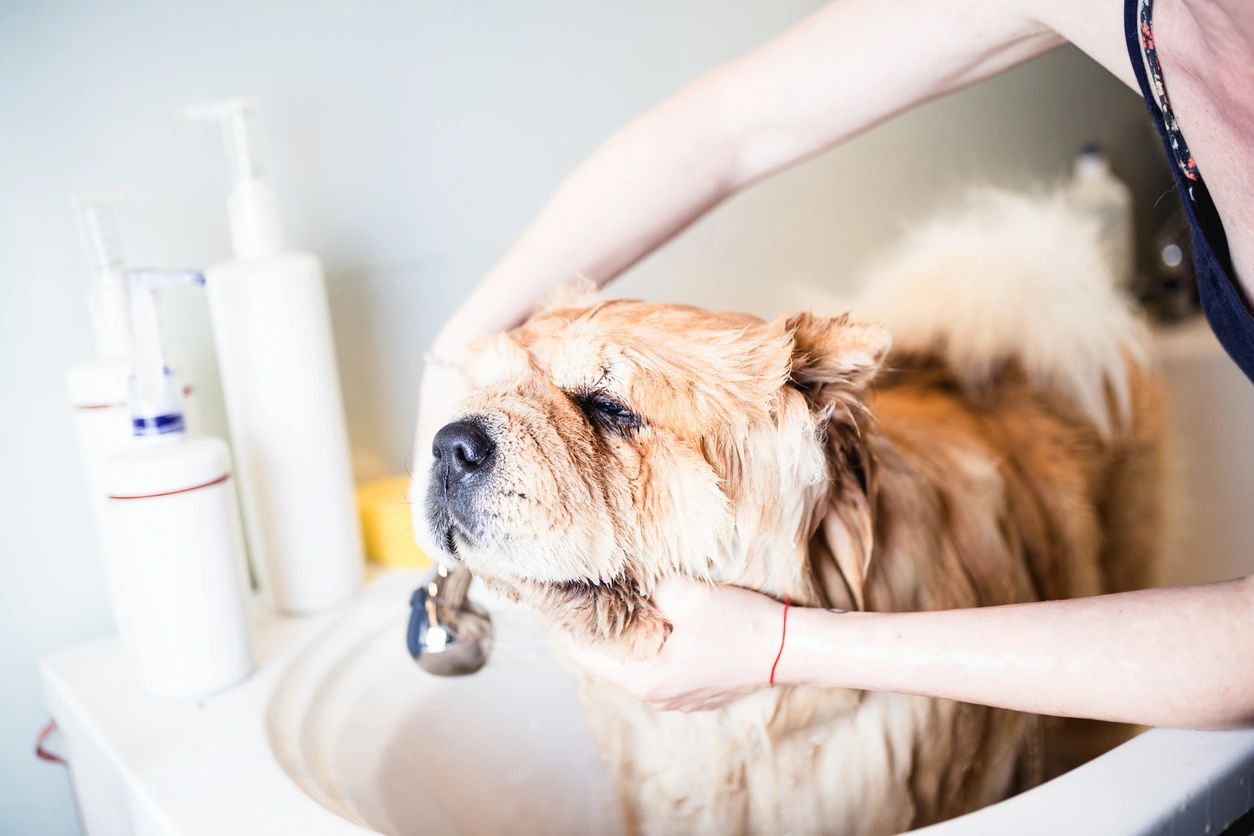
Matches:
[1067,144,1135,290]
[67,196,135,629]
[186,98,362,615]
[67,195,201,631]
[101,269,254,699]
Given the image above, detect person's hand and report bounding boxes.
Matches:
[561,577,787,712]
[409,350,471,561]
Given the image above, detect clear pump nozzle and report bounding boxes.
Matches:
[125,269,205,438]
[73,194,125,273]
[184,98,284,259]
[184,98,266,182]
[72,194,132,359]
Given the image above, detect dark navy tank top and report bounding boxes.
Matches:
[1126,0,1254,384]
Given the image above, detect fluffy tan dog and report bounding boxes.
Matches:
[421,190,1162,835]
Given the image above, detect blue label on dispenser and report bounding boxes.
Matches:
[132,413,185,435]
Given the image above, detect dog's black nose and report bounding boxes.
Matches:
[432,419,496,483]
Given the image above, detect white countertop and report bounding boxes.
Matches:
[41,577,387,836]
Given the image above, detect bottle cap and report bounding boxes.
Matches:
[1074,143,1111,181]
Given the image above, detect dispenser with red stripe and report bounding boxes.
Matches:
[66,195,204,637]
[100,268,255,699]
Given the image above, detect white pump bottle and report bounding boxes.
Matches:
[67,195,201,632]
[186,99,362,615]
[1067,144,1136,290]
[101,269,254,699]
[67,196,135,629]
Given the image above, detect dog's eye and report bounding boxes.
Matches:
[589,396,631,418]
[576,392,641,433]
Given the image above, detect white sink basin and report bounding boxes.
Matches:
[265,571,624,836]
[261,565,1254,836]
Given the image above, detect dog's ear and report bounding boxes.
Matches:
[817,479,877,611]
[780,312,887,611]
[783,312,890,395]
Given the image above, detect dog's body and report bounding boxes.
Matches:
[422,191,1162,835]
[579,351,1160,835]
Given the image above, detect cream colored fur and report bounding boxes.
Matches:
[856,188,1149,435]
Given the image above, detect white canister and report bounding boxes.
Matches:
[102,435,254,699]
[204,250,363,614]
[189,98,363,615]
[1067,144,1136,289]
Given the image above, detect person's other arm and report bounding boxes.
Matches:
[431,0,1064,359]
[566,576,1254,728]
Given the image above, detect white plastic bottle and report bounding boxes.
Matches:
[67,195,202,634]
[102,269,254,699]
[1066,144,1136,290]
[186,99,362,615]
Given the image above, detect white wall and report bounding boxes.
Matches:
[0,2,1160,832]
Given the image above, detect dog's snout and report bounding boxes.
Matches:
[432,419,496,483]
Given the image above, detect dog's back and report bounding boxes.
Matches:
[857,188,1163,603]
[825,190,1165,826]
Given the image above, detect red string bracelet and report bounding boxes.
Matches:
[768,594,791,687]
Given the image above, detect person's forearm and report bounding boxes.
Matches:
[780,577,1254,729]
[433,0,1061,354]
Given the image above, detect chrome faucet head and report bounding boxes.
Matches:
[407,563,493,676]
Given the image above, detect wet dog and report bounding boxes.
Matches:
[419,191,1162,834]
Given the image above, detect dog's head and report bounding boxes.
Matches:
[423,299,889,657]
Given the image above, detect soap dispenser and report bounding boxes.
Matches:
[1066,143,1135,290]
[101,269,254,699]
[67,195,202,634]
[185,98,363,615]
[66,196,135,629]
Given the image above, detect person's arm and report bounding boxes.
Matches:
[413,0,1066,488]
[430,0,1063,359]
[565,576,1254,728]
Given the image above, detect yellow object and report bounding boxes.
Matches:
[356,475,431,569]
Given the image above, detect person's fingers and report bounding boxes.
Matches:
[651,575,716,615]
[558,633,640,684]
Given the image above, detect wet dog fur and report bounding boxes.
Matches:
[419,191,1162,834]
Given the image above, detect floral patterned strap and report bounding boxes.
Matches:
[1138,0,1200,181]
